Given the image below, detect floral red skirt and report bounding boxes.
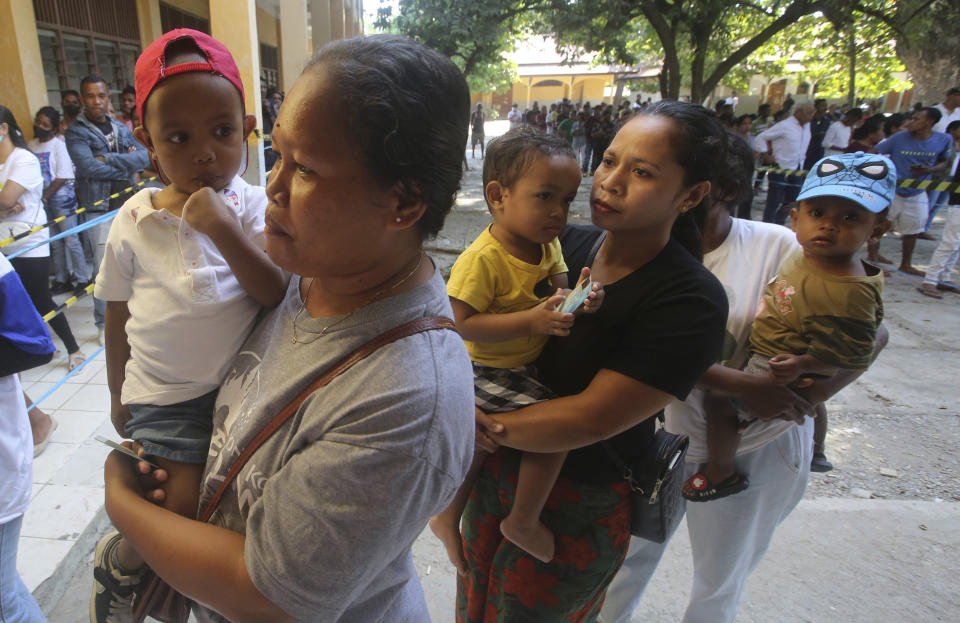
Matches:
[456,449,632,622]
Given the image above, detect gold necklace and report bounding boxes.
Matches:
[291,253,425,344]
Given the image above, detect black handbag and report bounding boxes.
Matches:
[601,422,689,543]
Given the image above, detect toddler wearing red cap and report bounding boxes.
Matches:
[91,29,287,622]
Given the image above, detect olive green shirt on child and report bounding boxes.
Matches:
[749,249,884,370]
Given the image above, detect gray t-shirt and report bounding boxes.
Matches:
[195,267,475,622]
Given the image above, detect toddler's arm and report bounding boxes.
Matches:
[451,292,572,343]
[105,301,133,437]
[182,188,286,308]
[768,353,839,386]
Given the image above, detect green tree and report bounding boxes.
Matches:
[375,0,535,92]
[547,0,840,102]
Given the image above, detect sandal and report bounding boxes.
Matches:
[810,452,834,473]
[683,471,749,502]
[68,350,87,371]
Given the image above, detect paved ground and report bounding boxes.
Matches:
[26,121,960,621]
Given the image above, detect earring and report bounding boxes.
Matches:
[395,217,403,223]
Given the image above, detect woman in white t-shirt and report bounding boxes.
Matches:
[0,106,85,372]
[600,132,888,623]
[28,106,90,293]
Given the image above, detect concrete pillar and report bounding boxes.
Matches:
[329,0,345,41]
[310,0,331,52]
[135,0,163,50]
[0,0,48,139]
[210,0,266,186]
[279,0,309,90]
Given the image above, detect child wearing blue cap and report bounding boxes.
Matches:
[685,152,895,501]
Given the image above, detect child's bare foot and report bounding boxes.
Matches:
[429,514,468,575]
[499,513,555,563]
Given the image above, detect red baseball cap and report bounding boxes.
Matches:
[135,28,245,124]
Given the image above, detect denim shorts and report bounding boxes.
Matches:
[125,389,218,464]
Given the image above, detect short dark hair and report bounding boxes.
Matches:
[121,85,136,97]
[844,108,863,123]
[852,118,882,141]
[306,35,470,239]
[718,130,755,207]
[36,105,61,129]
[946,86,960,96]
[814,98,827,106]
[80,75,107,90]
[61,89,80,101]
[921,106,942,124]
[884,113,906,136]
[481,128,576,211]
[946,120,960,133]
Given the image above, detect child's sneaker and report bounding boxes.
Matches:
[90,531,144,623]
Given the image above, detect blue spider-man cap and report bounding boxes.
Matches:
[797,152,897,213]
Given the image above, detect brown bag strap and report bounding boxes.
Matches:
[198,316,457,522]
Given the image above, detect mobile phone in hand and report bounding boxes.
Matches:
[94,435,160,469]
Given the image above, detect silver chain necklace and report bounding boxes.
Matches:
[291,253,425,344]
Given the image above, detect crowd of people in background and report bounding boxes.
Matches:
[495,95,656,174]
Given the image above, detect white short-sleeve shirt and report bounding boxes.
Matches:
[94,176,272,405]
[28,136,75,199]
[665,219,802,462]
[0,147,47,258]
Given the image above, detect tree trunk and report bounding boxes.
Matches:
[894,0,960,107]
[847,32,856,108]
[897,44,960,108]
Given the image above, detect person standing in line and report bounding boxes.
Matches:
[28,106,91,295]
[507,103,523,131]
[924,88,960,235]
[1,105,87,373]
[932,87,960,133]
[458,101,728,623]
[64,74,149,345]
[875,106,953,276]
[599,133,889,623]
[471,103,486,159]
[756,103,814,223]
[918,119,960,299]
[822,108,862,156]
[113,86,138,133]
[803,98,831,169]
[59,90,82,135]
[0,252,56,623]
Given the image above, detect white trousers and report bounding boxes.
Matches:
[599,418,813,623]
[924,206,960,286]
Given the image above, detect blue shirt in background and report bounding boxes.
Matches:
[877,131,953,197]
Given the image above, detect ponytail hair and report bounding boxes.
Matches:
[638,100,728,261]
[0,106,28,148]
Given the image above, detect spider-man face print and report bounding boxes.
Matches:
[797,151,897,213]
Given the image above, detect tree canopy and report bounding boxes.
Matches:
[377,0,954,107]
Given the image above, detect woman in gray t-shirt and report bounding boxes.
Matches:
[102,36,476,622]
